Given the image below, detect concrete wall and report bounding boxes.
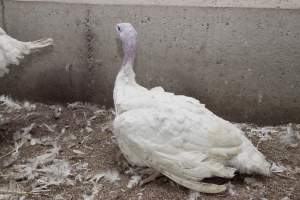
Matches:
[0,0,300,124]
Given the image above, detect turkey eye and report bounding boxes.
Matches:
[117,26,121,32]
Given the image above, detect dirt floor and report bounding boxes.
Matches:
[0,96,299,200]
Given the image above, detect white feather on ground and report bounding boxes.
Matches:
[0,97,117,199]
[271,162,287,173]
[32,160,72,192]
[244,177,262,187]
[3,123,72,194]
[72,149,85,155]
[11,143,72,191]
[281,197,291,200]
[0,95,22,111]
[127,175,141,189]
[82,185,100,200]
[75,162,89,171]
[280,123,299,147]
[0,180,25,200]
[238,123,281,142]
[89,170,120,184]
[0,27,53,77]
[54,194,65,200]
[187,190,201,200]
[228,182,237,196]
[2,123,35,167]
[83,169,119,200]
[137,193,143,200]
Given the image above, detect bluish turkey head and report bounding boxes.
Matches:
[116,23,137,64]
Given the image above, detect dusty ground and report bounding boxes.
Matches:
[0,97,299,200]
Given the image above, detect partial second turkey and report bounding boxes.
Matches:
[0,27,53,77]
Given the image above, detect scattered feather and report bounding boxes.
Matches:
[236,123,285,142]
[103,170,120,183]
[244,177,262,187]
[0,180,25,200]
[10,143,70,193]
[2,151,19,168]
[137,193,143,200]
[271,163,287,173]
[100,122,113,133]
[63,133,77,142]
[94,109,107,116]
[0,95,22,111]
[85,127,93,133]
[89,173,105,184]
[34,160,71,188]
[187,190,201,200]
[250,128,273,141]
[23,101,36,111]
[54,194,65,200]
[54,107,62,119]
[42,123,56,133]
[82,185,99,200]
[66,178,75,186]
[73,150,85,155]
[1,124,36,167]
[86,120,92,127]
[89,170,120,184]
[228,182,236,196]
[127,175,141,189]
[295,166,300,174]
[74,162,89,171]
[13,123,35,142]
[75,174,83,182]
[280,123,299,147]
[124,168,134,175]
[67,102,83,109]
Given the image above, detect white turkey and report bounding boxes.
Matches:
[113,23,271,193]
[0,27,53,77]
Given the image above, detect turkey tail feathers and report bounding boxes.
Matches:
[27,38,54,52]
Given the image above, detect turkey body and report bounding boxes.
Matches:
[113,23,271,193]
[0,27,53,77]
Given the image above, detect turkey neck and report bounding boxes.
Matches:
[117,36,137,84]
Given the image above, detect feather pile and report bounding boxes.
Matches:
[0,96,116,199]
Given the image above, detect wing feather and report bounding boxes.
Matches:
[114,107,242,180]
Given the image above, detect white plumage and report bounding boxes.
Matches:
[113,23,271,193]
[0,27,53,77]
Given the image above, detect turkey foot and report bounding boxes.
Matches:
[139,170,162,186]
[115,150,129,172]
[115,150,122,164]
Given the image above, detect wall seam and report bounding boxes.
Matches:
[83,7,95,101]
[0,0,6,30]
